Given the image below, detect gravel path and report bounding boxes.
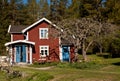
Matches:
[19,65,55,70]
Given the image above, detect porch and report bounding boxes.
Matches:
[5,40,35,65]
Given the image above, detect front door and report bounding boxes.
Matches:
[62,46,70,62]
[16,45,26,62]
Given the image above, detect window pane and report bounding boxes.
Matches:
[41,30,44,38]
[45,47,47,49]
[45,50,48,55]
[40,28,48,39]
[41,50,44,55]
[40,46,49,57]
[41,47,44,49]
[45,30,48,38]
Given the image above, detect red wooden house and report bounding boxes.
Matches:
[5,18,75,64]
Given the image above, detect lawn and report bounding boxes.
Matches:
[0,55,120,81]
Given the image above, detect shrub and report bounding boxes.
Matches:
[30,62,58,68]
[7,70,22,79]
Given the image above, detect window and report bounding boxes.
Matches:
[40,46,49,57]
[39,28,48,39]
[24,32,28,40]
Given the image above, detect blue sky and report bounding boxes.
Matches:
[23,0,50,4]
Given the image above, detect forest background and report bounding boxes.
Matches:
[0,0,120,58]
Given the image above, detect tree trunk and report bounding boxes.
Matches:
[99,43,103,54]
[82,41,87,61]
[99,46,103,54]
[74,48,78,62]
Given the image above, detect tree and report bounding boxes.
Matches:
[105,0,120,24]
[49,0,69,20]
[49,0,59,20]
[68,0,87,18]
[27,0,38,22]
[94,22,117,54]
[0,0,10,55]
[38,0,50,19]
[55,18,116,61]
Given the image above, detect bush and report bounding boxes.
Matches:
[96,53,112,58]
[30,62,58,68]
[7,70,22,79]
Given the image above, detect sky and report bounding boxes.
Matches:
[23,0,50,4]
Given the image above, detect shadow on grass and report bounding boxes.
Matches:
[112,62,120,66]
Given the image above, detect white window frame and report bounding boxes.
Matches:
[24,32,29,40]
[39,46,49,57]
[39,28,48,39]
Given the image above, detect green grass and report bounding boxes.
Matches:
[0,55,120,81]
[28,62,58,68]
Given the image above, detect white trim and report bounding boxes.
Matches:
[8,25,11,33]
[30,45,32,64]
[5,40,35,46]
[39,28,48,39]
[26,32,29,40]
[26,46,28,63]
[60,47,62,62]
[68,46,70,62]
[14,47,16,63]
[39,45,49,57]
[22,18,57,33]
[59,38,62,62]
[11,34,13,42]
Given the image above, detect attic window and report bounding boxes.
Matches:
[39,28,48,39]
[24,32,28,40]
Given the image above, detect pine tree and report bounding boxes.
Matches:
[105,0,120,24]
[49,0,59,20]
[27,0,38,22]
[0,0,10,55]
[67,0,87,18]
[38,0,50,19]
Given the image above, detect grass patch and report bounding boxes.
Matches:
[28,62,58,68]
[27,72,54,81]
[0,55,120,81]
[56,61,104,70]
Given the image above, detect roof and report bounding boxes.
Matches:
[22,18,58,33]
[61,38,73,46]
[8,18,59,34]
[8,25,27,33]
[5,40,35,46]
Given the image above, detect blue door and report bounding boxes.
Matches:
[16,45,26,62]
[22,45,26,62]
[16,46,21,62]
[62,46,70,62]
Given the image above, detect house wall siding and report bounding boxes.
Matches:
[28,22,60,62]
[13,34,24,41]
[70,46,75,62]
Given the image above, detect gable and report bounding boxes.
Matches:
[8,18,59,34]
[24,21,50,32]
[22,18,58,33]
